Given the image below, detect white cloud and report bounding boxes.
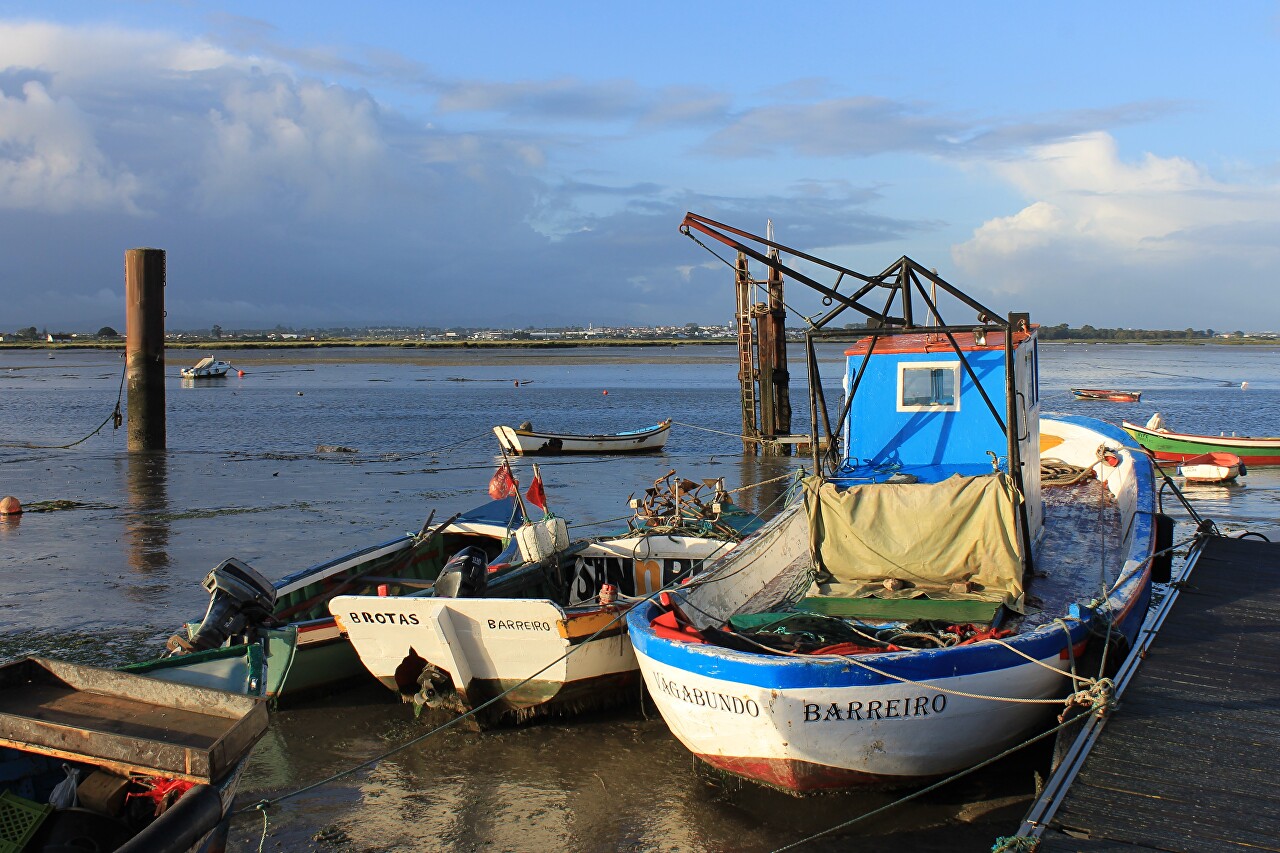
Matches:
[199,76,388,217]
[0,80,141,212]
[952,133,1280,326]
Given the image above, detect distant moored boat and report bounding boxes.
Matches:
[493,420,671,455]
[1071,388,1142,402]
[181,356,232,379]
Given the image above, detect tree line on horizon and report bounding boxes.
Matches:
[1035,324,1242,340]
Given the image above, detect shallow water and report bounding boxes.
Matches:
[2,342,1277,851]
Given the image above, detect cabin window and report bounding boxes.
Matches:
[897,361,961,412]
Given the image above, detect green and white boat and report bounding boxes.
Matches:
[160,498,525,704]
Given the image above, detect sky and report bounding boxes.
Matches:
[1,2,1278,333]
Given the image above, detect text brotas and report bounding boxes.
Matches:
[653,672,759,716]
[347,612,420,626]
[803,694,947,722]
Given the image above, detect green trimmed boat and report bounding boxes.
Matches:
[1122,417,1280,466]
[159,498,526,704]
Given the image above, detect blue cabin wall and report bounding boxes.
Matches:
[842,348,1011,469]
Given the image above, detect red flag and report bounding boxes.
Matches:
[488,463,517,500]
[525,466,547,512]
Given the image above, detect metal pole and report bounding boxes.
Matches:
[125,248,166,451]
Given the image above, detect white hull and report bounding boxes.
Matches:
[637,650,1069,789]
[181,357,233,379]
[331,595,635,719]
[333,535,738,722]
[1178,463,1239,483]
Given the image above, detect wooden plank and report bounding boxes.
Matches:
[0,657,267,782]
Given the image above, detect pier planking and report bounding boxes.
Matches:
[1032,535,1280,851]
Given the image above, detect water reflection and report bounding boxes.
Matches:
[124,451,171,572]
[732,454,802,517]
[0,511,20,534]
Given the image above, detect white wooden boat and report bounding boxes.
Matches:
[624,216,1160,793]
[180,356,232,379]
[0,656,267,852]
[331,476,761,726]
[1176,451,1245,483]
[493,419,671,455]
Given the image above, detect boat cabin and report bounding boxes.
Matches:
[804,326,1044,616]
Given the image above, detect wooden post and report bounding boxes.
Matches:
[762,239,792,455]
[125,248,166,451]
[735,252,759,454]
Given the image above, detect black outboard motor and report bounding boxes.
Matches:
[434,546,490,598]
[169,558,277,654]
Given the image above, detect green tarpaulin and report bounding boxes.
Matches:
[802,474,1024,612]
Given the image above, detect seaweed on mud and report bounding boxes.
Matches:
[22,499,116,512]
[149,501,319,522]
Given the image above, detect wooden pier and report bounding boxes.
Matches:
[1018,534,1280,851]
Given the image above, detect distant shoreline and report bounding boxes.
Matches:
[0,338,720,351]
[1,336,1277,351]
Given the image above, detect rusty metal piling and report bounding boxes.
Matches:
[125,248,166,451]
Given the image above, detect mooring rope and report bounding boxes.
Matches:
[0,358,126,449]
[671,420,766,444]
[768,699,1111,853]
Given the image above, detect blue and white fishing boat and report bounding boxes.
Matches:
[626,215,1161,793]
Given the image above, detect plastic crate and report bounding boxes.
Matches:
[0,790,53,853]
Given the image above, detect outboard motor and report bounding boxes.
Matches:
[168,558,277,654]
[434,546,490,598]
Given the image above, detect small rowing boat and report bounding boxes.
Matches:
[1176,451,1245,483]
[1071,388,1142,402]
[493,419,672,454]
[1122,414,1280,466]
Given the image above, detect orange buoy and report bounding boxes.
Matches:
[0,496,22,516]
[602,390,608,395]
[238,370,245,377]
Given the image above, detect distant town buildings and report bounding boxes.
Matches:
[2,323,1278,344]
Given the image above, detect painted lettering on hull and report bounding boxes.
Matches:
[802,694,947,722]
[571,556,696,604]
[486,619,553,631]
[347,612,421,626]
[652,672,760,717]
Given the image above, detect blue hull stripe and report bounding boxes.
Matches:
[628,600,1090,690]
